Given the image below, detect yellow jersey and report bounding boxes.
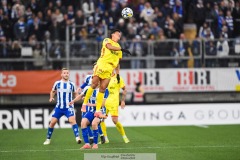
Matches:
[105,74,125,107]
[97,38,122,68]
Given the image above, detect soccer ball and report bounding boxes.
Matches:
[121,7,133,19]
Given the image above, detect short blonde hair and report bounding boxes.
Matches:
[62,68,69,72]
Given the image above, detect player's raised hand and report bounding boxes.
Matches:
[69,101,74,106]
[49,98,54,102]
[121,48,131,55]
[120,101,125,109]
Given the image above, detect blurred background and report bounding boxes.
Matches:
[0,0,240,128]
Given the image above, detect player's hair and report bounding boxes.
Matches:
[92,62,97,67]
[109,29,121,38]
[62,68,69,71]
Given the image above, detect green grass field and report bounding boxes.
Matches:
[0,125,240,160]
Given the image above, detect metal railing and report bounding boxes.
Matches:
[0,38,239,70]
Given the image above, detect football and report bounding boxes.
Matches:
[121,7,133,19]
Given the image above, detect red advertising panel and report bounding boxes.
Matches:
[0,71,60,94]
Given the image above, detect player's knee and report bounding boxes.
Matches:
[92,121,98,129]
[91,82,98,89]
[69,119,76,125]
[49,121,56,128]
[99,88,106,93]
[81,121,87,128]
[112,118,118,124]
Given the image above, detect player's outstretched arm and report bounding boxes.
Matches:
[49,90,55,102]
[121,48,132,55]
[69,93,84,105]
[106,43,121,51]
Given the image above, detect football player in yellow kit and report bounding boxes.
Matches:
[81,29,131,118]
[100,68,130,144]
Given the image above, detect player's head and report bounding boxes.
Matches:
[61,68,69,81]
[92,62,97,71]
[110,29,121,42]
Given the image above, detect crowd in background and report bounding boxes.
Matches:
[0,0,240,70]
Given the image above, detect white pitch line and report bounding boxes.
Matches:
[194,125,209,128]
[0,145,239,153]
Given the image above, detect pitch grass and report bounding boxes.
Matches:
[0,125,240,160]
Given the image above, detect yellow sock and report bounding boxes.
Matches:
[83,86,94,104]
[96,92,104,111]
[116,122,125,136]
[100,121,107,137]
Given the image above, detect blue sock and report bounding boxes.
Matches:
[82,128,89,143]
[47,128,54,139]
[72,124,79,137]
[93,129,98,144]
[98,124,103,135]
[87,125,93,138]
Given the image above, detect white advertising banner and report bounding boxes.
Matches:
[0,104,239,129]
[69,68,240,92]
[104,103,240,127]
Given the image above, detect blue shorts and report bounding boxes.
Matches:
[82,112,95,123]
[52,107,75,120]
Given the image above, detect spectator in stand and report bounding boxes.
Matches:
[165,19,177,38]
[102,11,114,30]
[82,0,95,19]
[55,0,66,14]
[139,22,151,40]
[221,25,229,39]
[44,1,54,13]
[160,2,172,18]
[108,1,121,25]
[217,34,229,57]
[32,43,44,70]
[43,31,52,60]
[1,14,13,40]
[205,40,217,67]
[217,9,225,38]
[49,18,61,41]
[232,1,240,37]
[116,18,128,36]
[0,37,12,70]
[87,16,96,38]
[127,18,138,37]
[0,24,4,38]
[27,0,40,15]
[53,8,64,23]
[67,5,75,21]
[173,0,183,18]
[153,10,165,29]
[97,0,106,15]
[134,0,145,21]
[225,10,234,38]
[11,1,25,21]
[50,40,64,70]
[217,34,229,67]
[150,21,161,38]
[1,0,11,18]
[156,29,166,41]
[129,35,143,68]
[140,2,155,25]
[14,16,28,41]
[172,12,183,37]
[199,22,214,40]
[193,0,205,33]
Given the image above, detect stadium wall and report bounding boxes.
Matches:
[0,103,240,130]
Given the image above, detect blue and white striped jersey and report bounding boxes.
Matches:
[52,80,76,109]
[81,86,109,113]
[80,74,92,89]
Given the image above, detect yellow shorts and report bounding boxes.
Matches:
[106,104,119,117]
[93,63,114,79]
